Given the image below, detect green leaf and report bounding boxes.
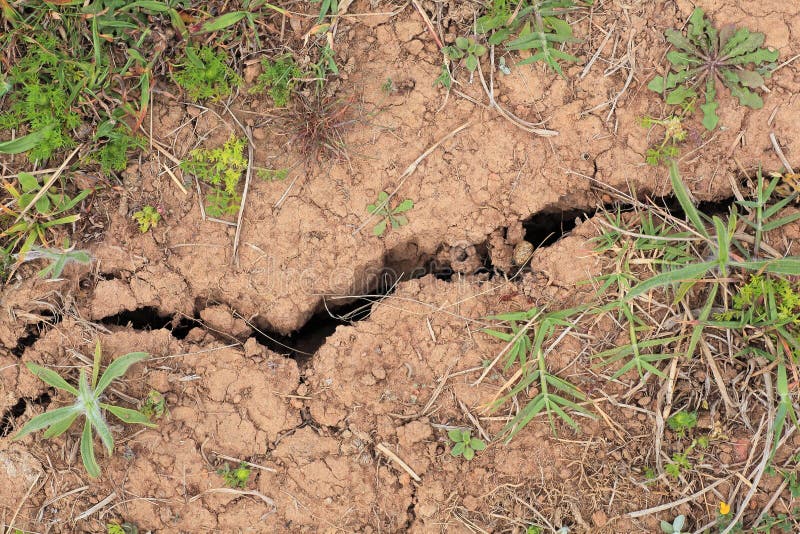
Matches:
[665,86,696,105]
[455,37,469,50]
[18,173,39,193]
[394,199,413,213]
[730,258,800,275]
[736,70,765,88]
[448,428,463,442]
[625,261,715,300]
[24,362,79,396]
[372,219,387,236]
[463,446,475,460]
[465,54,478,72]
[0,128,49,155]
[470,438,487,451]
[12,405,80,441]
[669,161,709,238]
[200,12,248,33]
[102,404,157,427]
[647,76,665,93]
[81,418,101,478]
[701,101,719,130]
[95,352,149,396]
[42,411,80,439]
[451,442,465,456]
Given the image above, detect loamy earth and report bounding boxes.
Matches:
[2,0,800,532]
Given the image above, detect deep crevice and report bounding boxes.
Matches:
[0,392,51,437]
[523,194,737,248]
[99,306,199,339]
[10,310,61,358]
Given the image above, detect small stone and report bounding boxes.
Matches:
[371,366,386,380]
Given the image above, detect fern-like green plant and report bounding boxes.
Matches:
[173,45,242,101]
[476,0,593,75]
[12,342,155,477]
[648,8,779,130]
[250,54,302,107]
[180,136,247,217]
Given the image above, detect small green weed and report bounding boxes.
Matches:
[367,192,413,236]
[444,37,487,73]
[641,114,689,166]
[173,45,242,101]
[475,0,594,75]
[250,54,302,107]
[434,63,453,89]
[256,168,289,181]
[661,515,687,534]
[140,390,167,421]
[19,244,91,279]
[448,428,487,460]
[381,78,395,95]
[106,522,138,534]
[648,8,779,130]
[132,206,162,233]
[12,341,154,478]
[312,0,339,22]
[92,123,145,174]
[180,136,247,218]
[667,410,697,438]
[218,461,251,488]
[2,172,91,259]
[752,509,800,533]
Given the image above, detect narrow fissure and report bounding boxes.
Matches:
[0,392,51,437]
[99,306,199,339]
[523,194,737,247]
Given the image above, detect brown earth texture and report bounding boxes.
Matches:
[2,0,800,532]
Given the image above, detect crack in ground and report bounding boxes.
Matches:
[0,392,51,437]
[87,194,737,369]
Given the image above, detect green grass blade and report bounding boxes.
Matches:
[12,405,80,441]
[102,404,157,427]
[0,128,49,155]
[81,418,101,478]
[95,352,149,395]
[669,161,709,238]
[24,362,79,395]
[626,262,715,300]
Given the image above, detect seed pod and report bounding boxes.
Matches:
[513,241,534,266]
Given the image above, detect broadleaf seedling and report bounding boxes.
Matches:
[132,206,162,233]
[180,136,247,218]
[448,428,487,460]
[444,37,487,73]
[367,192,413,236]
[218,461,252,488]
[12,341,155,478]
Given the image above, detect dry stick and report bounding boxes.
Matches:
[5,473,40,534]
[581,21,616,79]
[190,488,275,508]
[477,50,558,137]
[232,125,254,265]
[769,132,795,173]
[212,452,277,473]
[473,310,542,386]
[143,133,189,194]
[411,0,443,49]
[376,443,421,482]
[699,339,737,416]
[75,492,116,521]
[720,373,776,534]
[627,477,729,518]
[352,120,475,236]
[11,145,81,225]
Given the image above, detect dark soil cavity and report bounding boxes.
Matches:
[10,310,61,358]
[523,194,738,248]
[253,296,380,365]
[0,392,51,437]
[99,306,198,339]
